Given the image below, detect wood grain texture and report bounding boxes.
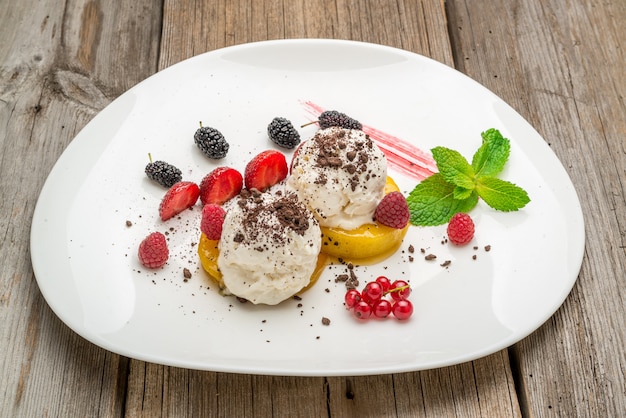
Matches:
[159,0,453,69]
[447,0,626,416]
[1,0,624,416]
[0,0,160,416]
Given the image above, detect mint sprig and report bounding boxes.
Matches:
[407,129,530,226]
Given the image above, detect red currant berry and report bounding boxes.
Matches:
[353,301,372,319]
[344,289,361,309]
[392,300,414,320]
[372,299,392,318]
[389,280,411,301]
[375,276,392,292]
[362,281,384,304]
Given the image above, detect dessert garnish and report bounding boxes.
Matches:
[374,191,410,229]
[145,153,182,188]
[446,212,475,245]
[199,167,243,206]
[344,276,413,320]
[267,117,301,149]
[194,122,229,159]
[301,110,362,130]
[138,232,169,269]
[200,203,226,240]
[407,128,530,226]
[158,181,200,221]
[244,150,289,191]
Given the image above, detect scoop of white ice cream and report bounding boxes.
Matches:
[218,184,322,305]
[287,127,387,230]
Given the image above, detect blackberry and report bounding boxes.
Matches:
[194,123,229,159]
[318,110,362,130]
[267,117,301,149]
[145,155,182,188]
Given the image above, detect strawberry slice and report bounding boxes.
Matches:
[159,181,200,221]
[199,167,243,206]
[244,150,288,191]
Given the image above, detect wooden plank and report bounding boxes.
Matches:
[446,0,626,416]
[158,0,453,69]
[0,0,161,416]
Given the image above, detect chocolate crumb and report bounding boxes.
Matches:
[472,255,477,260]
[484,245,491,252]
[327,156,343,167]
[125,220,132,227]
[183,268,192,279]
[425,254,437,261]
[336,274,349,282]
[408,256,414,262]
[322,317,331,326]
[408,245,415,253]
[325,288,330,293]
[440,260,451,267]
[293,295,302,301]
[420,248,426,253]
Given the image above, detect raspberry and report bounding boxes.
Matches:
[200,203,226,240]
[194,124,229,159]
[447,213,475,245]
[267,117,301,149]
[145,157,182,188]
[374,191,410,229]
[138,232,169,269]
[318,110,362,130]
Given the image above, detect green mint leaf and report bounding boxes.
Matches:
[407,173,479,226]
[475,176,531,211]
[453,186,474,200]
[472,128,511,178]
[432,146,475,190]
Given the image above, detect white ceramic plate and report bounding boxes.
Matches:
[31,39,584,376]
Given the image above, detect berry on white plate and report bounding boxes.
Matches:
[200,203,226,240]
[138,232,169,269]
[374,191,410,229]
[447,212,475,245]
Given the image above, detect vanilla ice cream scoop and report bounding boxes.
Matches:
[217,185,322,305]
[287,127,387,230]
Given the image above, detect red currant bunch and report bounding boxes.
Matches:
[344,276,414,320]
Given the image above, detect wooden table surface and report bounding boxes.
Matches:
[1,0,624,416]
